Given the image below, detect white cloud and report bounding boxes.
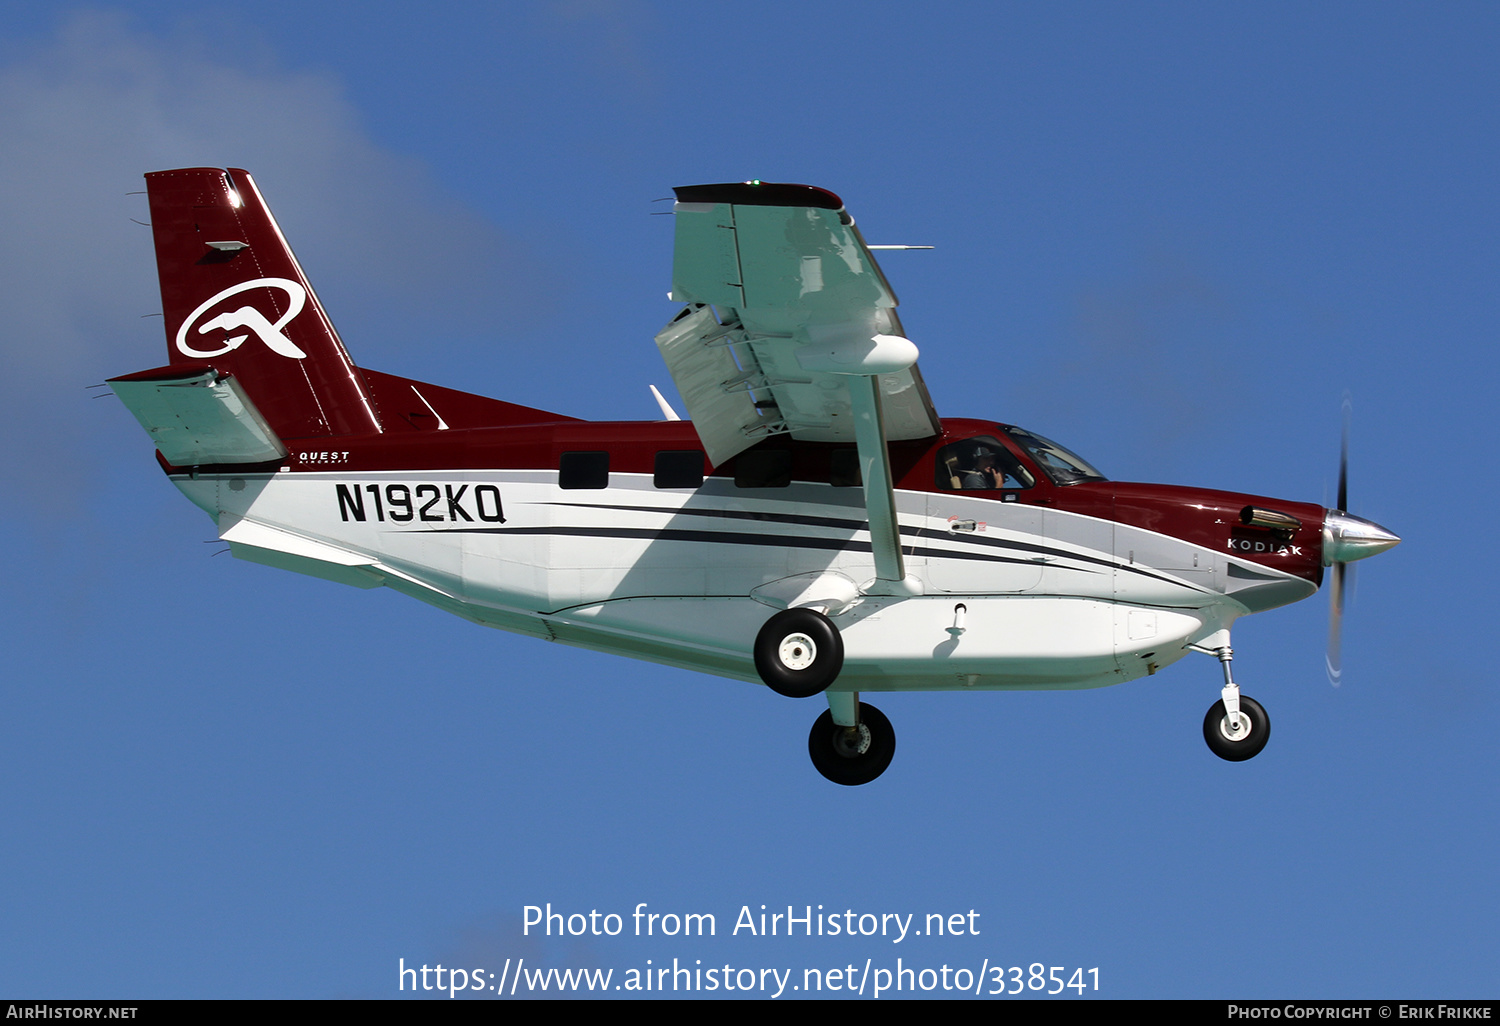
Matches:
[0,12,545,519]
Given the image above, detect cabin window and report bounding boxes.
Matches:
[935,437,1035,491]
[735,449,792,488]
[654,450,704,488]
[559,451,609,489]
[829,448,862,487]
[1000,426,1107,485]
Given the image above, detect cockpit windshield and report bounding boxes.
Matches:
[1001,426,1107,485]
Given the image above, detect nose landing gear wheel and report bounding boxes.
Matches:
[808,703,895,785]
[1202,695,1270,761]
[754,608,844,698]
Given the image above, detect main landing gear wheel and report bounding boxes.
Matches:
[1202,695,1271,762]
[808,703,895,786]
[753,608,844,698]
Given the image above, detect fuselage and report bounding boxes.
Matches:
[164,413,1325,694]
[113,167,1399,780]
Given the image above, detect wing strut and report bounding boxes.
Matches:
[848,374,921,595]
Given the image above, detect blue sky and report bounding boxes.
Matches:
[0,2,1493,999]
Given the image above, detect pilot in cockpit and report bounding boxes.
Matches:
[970,451,1007,489]
[952,443,1012,490]
[938,437,1035,491]
[954,451,990,488]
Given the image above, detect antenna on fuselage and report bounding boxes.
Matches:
[649,384,682,421]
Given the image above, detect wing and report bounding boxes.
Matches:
[656,182,938,592]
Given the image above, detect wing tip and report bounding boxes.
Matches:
[673,181,844,211]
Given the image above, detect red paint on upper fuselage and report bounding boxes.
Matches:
[928,419,1326,584]
[162,393,1326,583]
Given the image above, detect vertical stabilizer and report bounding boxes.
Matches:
[146,167,382,439]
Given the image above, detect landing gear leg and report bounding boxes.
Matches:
[808,695,895,785]
[1193,640,1271,761]
[1215,644,1244,735]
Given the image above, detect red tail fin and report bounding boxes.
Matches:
[147,167,381,439]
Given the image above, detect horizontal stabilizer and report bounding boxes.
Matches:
[109,366,286,466]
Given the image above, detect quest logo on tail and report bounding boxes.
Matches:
[176,277,309,359]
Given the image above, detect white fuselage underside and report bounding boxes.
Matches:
[177,471,1314,692]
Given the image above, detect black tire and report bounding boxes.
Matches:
[808,702,895,786]
[753,608,844,698]
[1202,695,1271,762]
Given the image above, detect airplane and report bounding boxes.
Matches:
[110,168,1400,785]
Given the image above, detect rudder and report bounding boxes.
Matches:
[146,167,381,439]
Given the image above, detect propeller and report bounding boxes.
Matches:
[1323,395,1399,687]
[1326,399,1351,686]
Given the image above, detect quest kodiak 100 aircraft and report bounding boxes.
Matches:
[110,168,1399,784]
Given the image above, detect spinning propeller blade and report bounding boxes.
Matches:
[1327,399,1350,686]
[1337,395,1350,515]
[1324,395,1398,686]
[1326,561,1346,687]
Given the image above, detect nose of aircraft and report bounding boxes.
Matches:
[1322,510,1400,565]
